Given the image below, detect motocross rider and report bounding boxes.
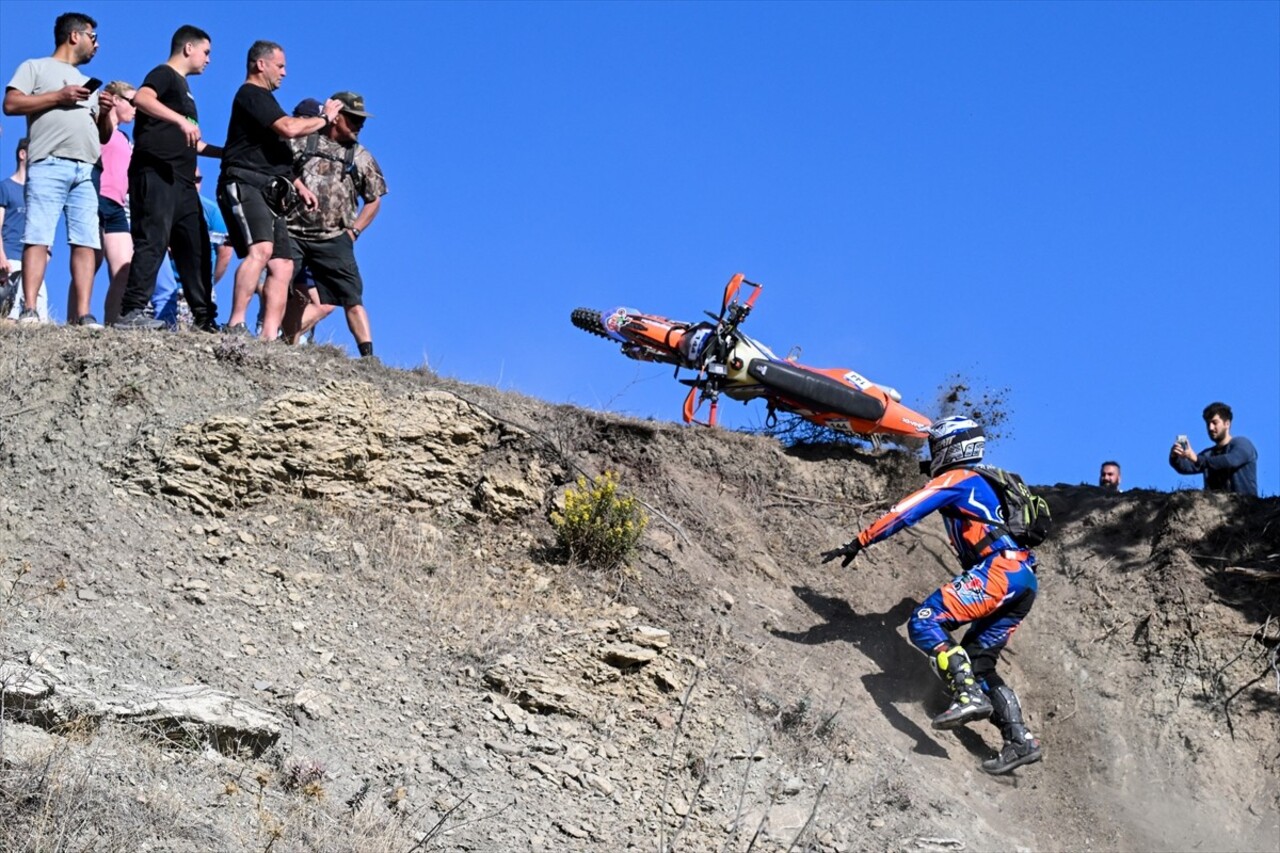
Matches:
[820,416,1043,774]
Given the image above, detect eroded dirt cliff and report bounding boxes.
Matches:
[1,327,1276,852]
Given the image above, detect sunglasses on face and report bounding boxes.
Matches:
[78,30,98,44]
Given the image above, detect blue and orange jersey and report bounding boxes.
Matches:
[857,468,1022,568]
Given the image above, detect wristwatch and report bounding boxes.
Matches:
[350,227,361,240]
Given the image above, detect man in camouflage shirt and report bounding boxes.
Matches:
[283,90,386,357]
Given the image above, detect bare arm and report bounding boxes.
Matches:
[0,206,8,274]
[347,195,382,239]
[213,244,232,284]
[270,115,328,139]
[269,97,342,139]
[133,86,200,147]
[96,91,115,144]
[4,84,91,115]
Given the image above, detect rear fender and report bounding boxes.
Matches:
[602,306,690,357]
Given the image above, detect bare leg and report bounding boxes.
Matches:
[281,282,307,342]
[344,304,372,345]
[21,244,50,312]
[227,242,273,328]
[102,231,133,325]
[258,256,294,341]
[68,245,96,320]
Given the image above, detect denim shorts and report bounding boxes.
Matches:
[98,196,130,234]
[23,157,101,249]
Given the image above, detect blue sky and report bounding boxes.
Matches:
[2,1,1277,494]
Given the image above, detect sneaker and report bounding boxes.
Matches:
[18,308,41,325]
[112,310,163,331]
[222,322,252,337]
[73,314,103,328]
[981,736,1042,775]
[931,690,993,730]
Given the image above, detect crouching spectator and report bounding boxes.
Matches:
[281,91,386,358]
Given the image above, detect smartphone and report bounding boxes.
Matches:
[1177,435,1189,448]
[82,77,102,93]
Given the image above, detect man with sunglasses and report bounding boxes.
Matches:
[281,91,387,358]
[3,12,115,326]
[114,25,223,332]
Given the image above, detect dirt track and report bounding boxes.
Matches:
[1,326,1276,852]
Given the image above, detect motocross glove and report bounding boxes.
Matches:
[820,537,863,568]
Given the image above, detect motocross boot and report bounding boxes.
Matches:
[981,684,1042,774]
[929,646,993,730]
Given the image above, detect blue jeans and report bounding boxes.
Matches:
[23,157,100,249]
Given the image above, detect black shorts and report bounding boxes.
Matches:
[217,179,292,260]
[290,234,363,307]
[98,196,129,234]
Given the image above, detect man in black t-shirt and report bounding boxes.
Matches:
[114,25,224,331]
[217,39,340,341]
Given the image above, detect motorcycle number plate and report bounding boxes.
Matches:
[843,371,871,390]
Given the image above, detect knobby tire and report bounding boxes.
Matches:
[571,308,611,340]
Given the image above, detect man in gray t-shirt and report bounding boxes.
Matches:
[2,12,115,326]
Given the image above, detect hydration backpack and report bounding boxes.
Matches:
[973,465,1052,549]
[297,133,358,176]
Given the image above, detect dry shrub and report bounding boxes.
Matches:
[551,471,648,569]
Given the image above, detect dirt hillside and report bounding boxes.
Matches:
[1,326,1277,853]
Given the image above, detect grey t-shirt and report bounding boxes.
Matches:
[6,57,101,164]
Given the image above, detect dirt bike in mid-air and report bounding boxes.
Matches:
[571,273,932,441]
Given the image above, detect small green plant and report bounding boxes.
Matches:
[551,471,648,568]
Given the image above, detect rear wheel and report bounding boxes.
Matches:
[571,307,610,340]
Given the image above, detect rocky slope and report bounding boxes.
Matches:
[1,326,1277,852]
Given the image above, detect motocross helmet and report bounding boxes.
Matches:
[926,416,985,476]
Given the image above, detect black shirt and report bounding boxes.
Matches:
[222,83,291,178]
[131,64,199,182]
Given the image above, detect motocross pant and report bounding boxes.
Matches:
[906,550,1037,683]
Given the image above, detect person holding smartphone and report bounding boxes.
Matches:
[2,11,116,326]
[1169,402,1259,496]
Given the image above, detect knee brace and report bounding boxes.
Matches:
[931,645,978,693]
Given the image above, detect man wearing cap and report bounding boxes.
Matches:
[282,90,387,359]
[217,40,341,341]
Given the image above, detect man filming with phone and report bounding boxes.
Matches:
[3,12,116,326]
[1169,402,1258,496]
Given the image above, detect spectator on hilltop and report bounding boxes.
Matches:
[282,91,387,358]
[153,165,232,329]
[114,25,223,332]
[0,138,51,322]
[95,80,136,325]
[3,11,116,326]
[217,40,340,340]
[254,96,321,340]
[1169,402,1258,497]
[1098,461,1121,492]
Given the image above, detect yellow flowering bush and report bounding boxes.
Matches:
[551,471,648,568]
